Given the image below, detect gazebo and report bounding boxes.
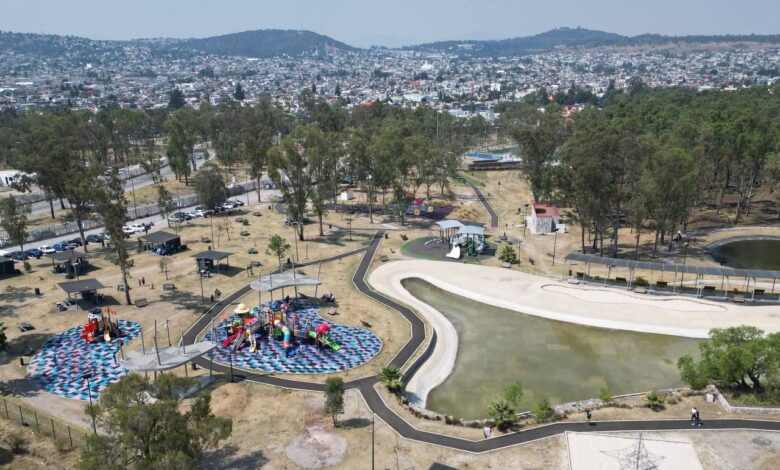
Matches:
[48,251,89,276]
[58,278,106,303]
[140,231,181,253]
[192,250,232,273]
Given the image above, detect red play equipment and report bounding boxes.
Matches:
[80,308,122,343]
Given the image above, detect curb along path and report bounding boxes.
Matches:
[184,188,780,453]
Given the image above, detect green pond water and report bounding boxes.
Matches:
[711,239,780,270]
[402,278,701,419]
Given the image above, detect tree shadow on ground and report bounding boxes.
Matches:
[0,333,52,365]
[310,228,372,249]
[338,417,371,429]
[0,447,13,466]
[0,286,35,318]
[0,375,47,399]
[203,444,269,469]
[210,265,244,278]
[158,288,211,313]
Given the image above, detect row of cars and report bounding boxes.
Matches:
[121,222,154,236]
[1,233,106,261]
[167,199,245,223]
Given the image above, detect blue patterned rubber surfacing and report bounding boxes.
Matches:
[204,306,382,374]
[27,320,142,401]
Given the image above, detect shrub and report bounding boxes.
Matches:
[599,386,613,403]
[634,276,648,287]
[533,398,556,423]
[498,244,518,263]
[5,430,28,454]
[644,391,665,411]
[242,219,249,226]
[23,261,31,273]
[487,399,517,430]
[378,366,404,395]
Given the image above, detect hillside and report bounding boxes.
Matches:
[410,27,780,56]
[167,29,354,58]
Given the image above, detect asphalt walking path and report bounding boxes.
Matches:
[183,187,780,453]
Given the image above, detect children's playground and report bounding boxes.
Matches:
[401,219,496,262]
[204,300,382,374]
[26,308,141,401]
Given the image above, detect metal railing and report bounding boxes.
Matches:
[0,395,90,450]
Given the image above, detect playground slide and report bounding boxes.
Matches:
[221,328,243,348]
[274,320,291,348]
[446,245,460,259]
[322,335,341,351]
[103,330,111,343]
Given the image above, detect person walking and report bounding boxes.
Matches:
[691,407,699,426]
[585,410,592,427]
[141,276,146,286]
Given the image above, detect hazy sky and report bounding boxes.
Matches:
[2,0,779,47]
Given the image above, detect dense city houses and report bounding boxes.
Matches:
[1,35,779,118]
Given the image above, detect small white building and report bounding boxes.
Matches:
[0,170,26,188]
[529,203,561,234]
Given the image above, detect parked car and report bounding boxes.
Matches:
[10,251,28,261]
[85,234,103,244]
[129,223,148,233]
[121,226,136,235]
[168,214,185,223]
[184,211,199,219]
[24,248,43,259]
[0,250,11,258]
[69,237,84,246]
[38,245,56,254]
[228,199,244,207]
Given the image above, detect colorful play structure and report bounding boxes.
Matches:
[436,220,487,258]
[80,308,123,343]
[220,302,342,355]
[27,319,141,401]
[205,300,382,374]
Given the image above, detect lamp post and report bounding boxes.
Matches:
[130,175,138,219]
[523,203,530,238]
[680,241,690,290]
[551,228,559,266]
[83,372,97,434]
[199,270,205,304]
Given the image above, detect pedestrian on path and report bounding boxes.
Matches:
[585,410,592,426]
[138,278,142,287]
[141,276,146,286]
[691,407,701,426]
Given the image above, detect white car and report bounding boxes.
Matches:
[38,245,56,254]
[121,226,136,235]
[130,223,146,232]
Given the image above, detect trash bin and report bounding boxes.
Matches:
[34,287,41,296]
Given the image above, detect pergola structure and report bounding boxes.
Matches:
[48,251,89,276]
[140,231,181,252]
[58,278,105,302]
[192,250,232,273]
[563,252,780,303]
[249,269,322,304]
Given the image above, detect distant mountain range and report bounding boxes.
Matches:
[1,27,779,60]
[409,27,780,56]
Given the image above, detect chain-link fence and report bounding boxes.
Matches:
[0,396,91,450]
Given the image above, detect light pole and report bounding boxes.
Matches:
[130,175,138,219]
[83,372,97,434]
[199,271,205,304]
[371,412,375,470]
[551,228,559,266]
[346,217,353,241]
[523,203,530,238]
[680,241,690,290]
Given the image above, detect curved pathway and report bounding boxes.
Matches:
[182,191,780,453]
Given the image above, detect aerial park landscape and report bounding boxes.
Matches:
[2,7,780,468]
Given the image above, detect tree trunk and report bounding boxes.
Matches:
[49,198,55,219]
[75,208,88,253]
[318,212,324,237]
[59,198,66,210]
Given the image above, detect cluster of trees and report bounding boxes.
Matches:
[503,85,780,257]
[678,326,780,401]
[81,373,231,469]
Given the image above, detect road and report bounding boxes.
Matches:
[26,155,211,218]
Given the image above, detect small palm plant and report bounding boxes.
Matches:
[378,366,404,395]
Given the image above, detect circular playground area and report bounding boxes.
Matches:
[204,304,382,374]
[401,236,496,262]
[27,319,142,401]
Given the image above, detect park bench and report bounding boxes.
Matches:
[379,255,389,263]
[117,284,130,292]
[162,283,177,291]
[733,294,746,303]
[567,278,580,285]
[360,320,372,328]
[17,322,34,332]
[634,286,647,294]
[201,237,211,243]
[400,234,408,241]
[249,260,262,268]
[501,262,512,269]
[135,298,148,308]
